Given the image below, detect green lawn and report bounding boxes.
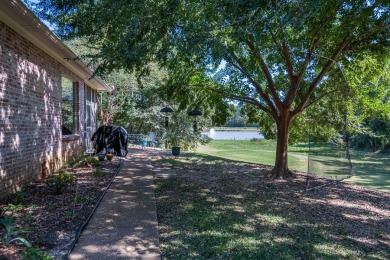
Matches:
[196,139,390,191]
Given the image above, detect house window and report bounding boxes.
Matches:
[84,86,97,150]
[61,77,77,135]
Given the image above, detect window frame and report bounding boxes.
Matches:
[61,76,79,136]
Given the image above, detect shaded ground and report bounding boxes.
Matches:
[0,157,122,259]
[153,155,390,259]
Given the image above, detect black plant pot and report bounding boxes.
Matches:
[172,146,180,156]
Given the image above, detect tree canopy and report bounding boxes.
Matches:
[29,0,390,178]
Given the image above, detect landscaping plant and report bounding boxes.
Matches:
[46,172,76,194]
[0,215,31,247]
[72,156,102,168]
[22,246,52,260]
[11,191,27,204]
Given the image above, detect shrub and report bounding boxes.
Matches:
[75,195,88,204]
[22,246,52,260]
[63,211,75,220]
[0,215,31,247]
[165,111,211,150]
[46,172,76,194]
[7,203,25,213]
[73,157,102,167]
[11,191,27,204]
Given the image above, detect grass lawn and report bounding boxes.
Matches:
[196,140,390,192]
[153,156,390,259]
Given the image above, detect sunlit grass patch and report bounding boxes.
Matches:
[255,213,287,227]
[313,243,359,258]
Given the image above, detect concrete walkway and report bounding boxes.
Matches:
[69,148,164,260]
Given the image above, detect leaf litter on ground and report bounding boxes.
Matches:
[153,155,390,259]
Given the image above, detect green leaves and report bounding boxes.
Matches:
[30,0,389,113]
[46,172,76,195]
[345,52,390,119]
[1,215,32,247]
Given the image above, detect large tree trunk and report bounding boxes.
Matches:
[270,111,293,179]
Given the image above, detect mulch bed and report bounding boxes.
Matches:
[0,157,123,260]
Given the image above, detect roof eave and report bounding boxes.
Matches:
[0,0,111,92]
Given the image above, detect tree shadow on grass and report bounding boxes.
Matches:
[154,158,390,259]
[188,153,271,166]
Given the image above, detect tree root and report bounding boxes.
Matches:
[266,168,294,179]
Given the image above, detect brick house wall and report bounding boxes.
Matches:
[0,20,91,198]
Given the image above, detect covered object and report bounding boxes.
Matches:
[91,126,129,157]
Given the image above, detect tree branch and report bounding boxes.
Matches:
[285,36,322,107]
[97,92,114,125]
[281,41,295,82]
[208,87,273,115]
[302,89,341,110]
[287,3,343,108]
[246,39,283,110]
[224,48,278,116]
[280,41,299,107]
[267,26,281,49]
[229,94,273,115]
[298,37,319,81]
[292,35,349,117]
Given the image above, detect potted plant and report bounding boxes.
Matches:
[171,146,180,156]
[169,133,181,156]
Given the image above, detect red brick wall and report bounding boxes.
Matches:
[0,21,88,198]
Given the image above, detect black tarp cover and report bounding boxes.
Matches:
[91,125,128,157]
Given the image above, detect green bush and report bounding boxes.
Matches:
[22,246,52,260]
[75,195,88,204]
[63,211,75,220]
[11,191,27,204]
[165,111,211,150]
[351,117,390,152]
[7,203,25,213]
[73,157,102,167]
[46,172,76,194]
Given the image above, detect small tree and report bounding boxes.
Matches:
[165,111,210,150]
[97,91,114,126]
